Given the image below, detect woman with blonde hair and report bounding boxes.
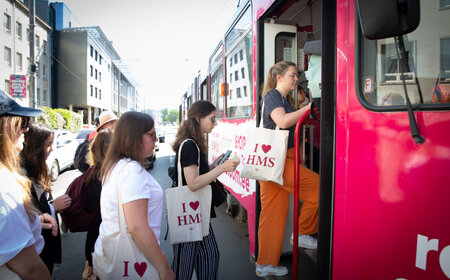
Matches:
[93,111,174,280]
[0,90,56,279]
[256,61,319,277]
[81,129,112,280]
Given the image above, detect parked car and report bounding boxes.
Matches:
[156,127,165,143]
[46,129,79,181]
[144,147,157,170]
[75,128,95,144]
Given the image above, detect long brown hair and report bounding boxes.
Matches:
[100,111,154,182]
[261,60,296,106]
[172,100,216,154]
[21,122,53,192]
[86,129,112,185]
[0,115,37,222]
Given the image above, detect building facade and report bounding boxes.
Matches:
[1,0,139,125]
[58,26,119,123]
[1,0,52,108]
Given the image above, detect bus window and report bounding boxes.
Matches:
[210,46,224,119]
[225,6,253,119]
[359,5,450,108]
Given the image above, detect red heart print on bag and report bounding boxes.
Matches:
[261,144,272,153]
[189,201,199,211]
[134,262,147,278]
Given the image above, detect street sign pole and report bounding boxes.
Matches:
[29,0,36,110]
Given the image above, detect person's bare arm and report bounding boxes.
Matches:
[6,245,51,280]
[40,213,57,236]
[183,157,240,192]
[123,199,175,280]
[270,103,312,129]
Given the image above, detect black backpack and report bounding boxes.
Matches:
[74,138,92,172]
[61,166,99,232]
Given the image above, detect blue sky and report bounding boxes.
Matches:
[62,0,237,110]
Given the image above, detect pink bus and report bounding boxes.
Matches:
[180,0,450,278]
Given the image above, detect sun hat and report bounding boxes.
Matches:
[97,110,118,131]
[0,90,42,117]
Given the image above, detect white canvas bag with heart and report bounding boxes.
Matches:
[165,139,211,244]
[93,164,159,280]
[241,101,289,185]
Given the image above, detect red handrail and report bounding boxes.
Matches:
[293,108,311,279]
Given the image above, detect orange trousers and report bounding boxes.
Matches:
[257,148,319,266]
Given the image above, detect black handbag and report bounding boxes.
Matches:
[211,180,227,207]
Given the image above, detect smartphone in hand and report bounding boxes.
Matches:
[218,150,232,165]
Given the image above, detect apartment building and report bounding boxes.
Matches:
[1,0,52,108]
[58,26,119,123]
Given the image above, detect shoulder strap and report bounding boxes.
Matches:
[114,162,128,234]
[177,139,200,187]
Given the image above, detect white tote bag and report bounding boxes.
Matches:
[241,101,289,185]
[93,165,159,280]
[165,139,211,244]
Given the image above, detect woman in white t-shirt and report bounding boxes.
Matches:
[0,90,56,279]
[93,111,174,280]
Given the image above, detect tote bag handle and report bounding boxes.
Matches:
[177,139,200,187]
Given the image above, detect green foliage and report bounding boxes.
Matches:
[161,108,178,124]
[168,109,179,124]
[37,107,81,133]
[54,108,71,130]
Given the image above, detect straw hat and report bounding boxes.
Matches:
[97,111,118,131]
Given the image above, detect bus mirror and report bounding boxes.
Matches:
[357,0,420,40]
[221,83,229,96]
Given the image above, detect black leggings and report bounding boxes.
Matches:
[85,214,101,266]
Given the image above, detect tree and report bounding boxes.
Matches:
[168,109,179,124]
[161,108,169,123]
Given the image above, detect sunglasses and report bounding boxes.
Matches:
[145,131,157,141]
[21,117,30,131]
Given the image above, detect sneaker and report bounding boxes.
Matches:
[290,234,317,249]
[255,264,288,277]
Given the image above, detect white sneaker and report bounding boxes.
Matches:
[290,234,318,249]
[255,264,288,277]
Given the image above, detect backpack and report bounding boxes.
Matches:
[74,138,92,172]
[61,166,99,232]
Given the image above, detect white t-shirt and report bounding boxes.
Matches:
[94,159,163,256]
[0,168,44,266]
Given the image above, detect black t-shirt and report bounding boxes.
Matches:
[262,89,296,149]
[174,139,216,218]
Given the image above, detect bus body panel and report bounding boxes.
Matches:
[333,1,450,279]
[209,120,257,254]
[190,0,450,277]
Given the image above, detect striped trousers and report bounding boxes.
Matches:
[172,224,220,280]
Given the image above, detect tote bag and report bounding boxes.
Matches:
[93,165,159,280]
[165,139,211,244]
[241,101,289,185]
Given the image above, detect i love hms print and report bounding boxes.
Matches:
[246,143,276,167]
[177,201,203,227]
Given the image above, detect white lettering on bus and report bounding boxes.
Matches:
[414,234,449,278]
[396,234,449,279]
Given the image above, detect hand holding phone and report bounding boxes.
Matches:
[218,150,232,165]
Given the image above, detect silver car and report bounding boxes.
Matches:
[46,129,79,181]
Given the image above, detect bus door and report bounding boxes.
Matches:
[331,1,450,279]
[262,22,297,254]
[263,23,297,74]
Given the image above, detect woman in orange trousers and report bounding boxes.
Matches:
[255,61,319,277]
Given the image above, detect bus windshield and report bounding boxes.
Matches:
[359,3,450,108]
